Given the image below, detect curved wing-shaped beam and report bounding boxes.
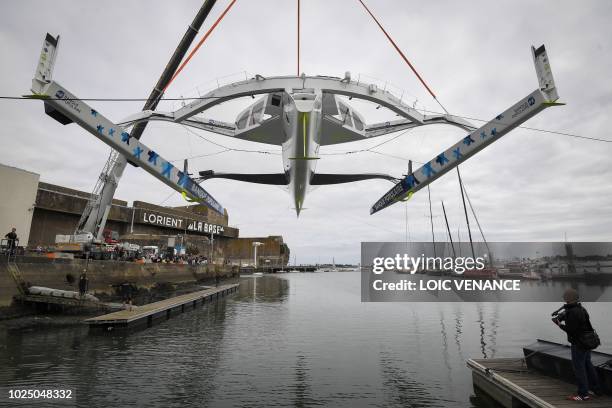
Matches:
[119,83,476,146]
[367,115,476,137]
[121,77,477,146]
[119,94,287,145]
[173,75,427,123]
[127,75,466,127]
[321,114,477,145]
[119,111,236,137]
[119,109,287,145]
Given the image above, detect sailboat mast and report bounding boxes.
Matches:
[441,201,456,258]
[427,185,437,258]
[457,167,475,259]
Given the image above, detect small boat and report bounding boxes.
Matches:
[28,286,100,302]
[462,268,498,279]
[520,272,541,280]
[321,259,338,272]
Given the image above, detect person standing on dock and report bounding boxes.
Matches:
[120,282,134,310]
[78,272,89,297]
[552,288,602,401]
[4,227,18,255]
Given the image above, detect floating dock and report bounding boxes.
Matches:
[468,358,612,407]
[85,283,239,331]
[523,339,612,393]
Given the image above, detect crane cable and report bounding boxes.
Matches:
[297,0,301,75]
[163,0,238,93]
[356,0,450,114]
[181,125,281,156]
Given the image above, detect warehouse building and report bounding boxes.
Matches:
[1,163,289,266]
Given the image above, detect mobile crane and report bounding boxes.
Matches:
[30,1,221,253]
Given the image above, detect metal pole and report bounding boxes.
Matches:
[427,185,436,258]
[457,167,475,259]
[210,231,214,264]
[457,228,462,257]
[462,182,491,264]
[164,0,237,92]
[132,0,219,140]
[441,201,456,259]
[130,207,135,234]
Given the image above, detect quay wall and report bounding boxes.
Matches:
[0,256,238,307]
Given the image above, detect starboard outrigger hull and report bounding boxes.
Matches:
[370,45,562,214]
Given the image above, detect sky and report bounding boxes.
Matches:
[1,0,611,264]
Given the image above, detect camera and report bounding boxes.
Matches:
[551,305,566,324]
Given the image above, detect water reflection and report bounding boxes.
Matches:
[438,309,451,373]
[452,305,465,362]
[1,273,611,408]
[379,350,451,407]
[291,354,319,407]
[488,303,499,358]
[236,275,289,302]
[476,304,487,359]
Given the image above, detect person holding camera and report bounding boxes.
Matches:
[553,287,602,401]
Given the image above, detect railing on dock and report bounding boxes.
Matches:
[5,251,27,295]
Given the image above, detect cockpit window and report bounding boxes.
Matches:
[271,94,281,106]
[338,102,353,127]
[236,111,249,129]
[250,100,264,125]
[352,113,364,130]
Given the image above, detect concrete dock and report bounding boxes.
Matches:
[85,283,239,331]
[468,358,612,407]
[0,256,239,308]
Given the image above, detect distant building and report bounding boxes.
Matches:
[225,236,291,267]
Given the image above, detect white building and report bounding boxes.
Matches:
[0,163,40,247]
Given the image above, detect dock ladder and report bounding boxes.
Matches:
[5,250,27,295]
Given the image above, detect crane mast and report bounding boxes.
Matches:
[74,0,219,241]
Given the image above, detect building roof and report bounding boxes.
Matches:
[0,162,40,178]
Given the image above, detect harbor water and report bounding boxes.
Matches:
[1,272,611,407]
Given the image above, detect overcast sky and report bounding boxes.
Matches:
[1,0,611,264]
